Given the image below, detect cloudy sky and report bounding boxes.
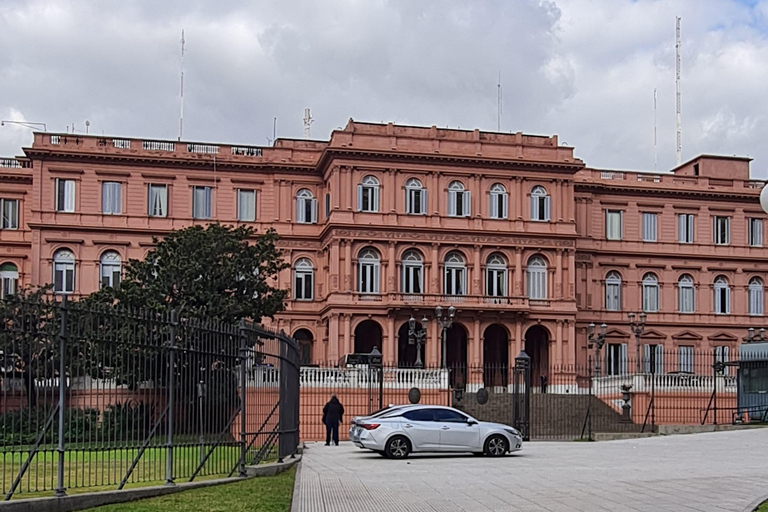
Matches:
[1,0,767,176]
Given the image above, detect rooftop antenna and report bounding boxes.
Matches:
[179,29,185,141]
[675,16,682,166]
[653,89,658,172]
[85,120,90,135]
[303,108,313,139]
[273,117,277,146]
[497,71,502,132]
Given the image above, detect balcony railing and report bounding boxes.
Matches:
[600,171,625,180]
[187,143,219,154]
[389,293,530,308]
[300,367,449,389]
[112,138,131,149]
[0,158,21,168]
[231,146,263,157]
[50,135,61,145]
[143,141,175,152]
[593,373,737,395]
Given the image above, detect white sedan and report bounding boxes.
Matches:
[350,405,523,459]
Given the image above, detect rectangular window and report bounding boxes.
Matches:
[101,182,122,214]
[237,189,256,222]
[642,213,657,242]
[678,285,695,313]
[749,218,763,247]
[296,195,318,224]
[148,184,168,217]
[605,281,620,311]
[55,179,75,212]
[192,186,212,219]
[0,199,19,229]
[444,267,466,295]
[406,188,427,215]
[606,343,627,376]
[490,192,508,219]
[750,282,764,316]
[358,263,380,294]
[714,216,730,245]
[605,210,623,240]
[294,271,313,300]
[531,194,551,221]
[402,265,423,294]
[325,193,331,218]
[678,214,694,243]
[642,344,664,374]
[678,346,694,373]
[54,263,75,294]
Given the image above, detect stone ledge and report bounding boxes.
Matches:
[658,424,768,436]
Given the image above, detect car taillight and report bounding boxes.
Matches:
[359,423,380,430]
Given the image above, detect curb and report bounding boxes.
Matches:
[744,493,768,512]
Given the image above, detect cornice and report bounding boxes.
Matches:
[574,181,760,202]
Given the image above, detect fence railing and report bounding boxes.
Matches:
[0,296,299,500]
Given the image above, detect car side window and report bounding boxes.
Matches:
[433,409,468,423]
[403,409,435,422]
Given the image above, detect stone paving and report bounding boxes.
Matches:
[292,429,768,512]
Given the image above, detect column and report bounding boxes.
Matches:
[473,318,481,366]
[328,314,340,363]
[344,240,352,292]
[515,177,523,219]
[346,167,353,210]
[585,262,593,310]
[387,242,396,294]
[330,241,340,292]
[555,250,563,299]
[431,172,439,215]
[568,320,577,367]
[556,320,564,367]
[386,315,396,365]
[429,319,439,366]
[343,314,352,355]
[568,250,576,299]
[273,179,282,221]
[473,245,482,295]
[515,319,523,357]
[515,249,523,296]
[431,243,440,295]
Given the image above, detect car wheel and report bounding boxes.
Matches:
[484,435,508,457]
[385,436,411,459]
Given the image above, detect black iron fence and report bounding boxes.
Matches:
[0,296,300,499]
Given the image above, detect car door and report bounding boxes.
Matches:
[433,408,481,451]
[400,409,440,450]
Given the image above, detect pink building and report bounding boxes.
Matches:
[1,121,766,385]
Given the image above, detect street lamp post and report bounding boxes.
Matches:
[744,327,768,343]
[587,322,608,377]
[408,315,429,368]
[628,312,646,373]
[435,305,455,368]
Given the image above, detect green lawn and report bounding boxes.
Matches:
[83,467,296,512]
[756,500,768,512]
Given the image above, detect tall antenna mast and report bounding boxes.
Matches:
[675,16,682,166]
[497,71,502,132]
[654,88,658,172]
[273,117,277,146]
[178,29,185,141]
[303,108,313,139]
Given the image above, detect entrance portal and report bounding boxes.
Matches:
[354,320,382,355]
[524,325,550,391]
[483,324,509,388]
[446,323,468,388]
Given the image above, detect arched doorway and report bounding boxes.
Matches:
[446,323,468,388]
[397,322,422,368]
[525,325,550,391]
[293,329,314,366]
[354,320,382,355]
[483,324,509,388]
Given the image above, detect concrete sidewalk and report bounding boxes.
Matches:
[292,429,768,512]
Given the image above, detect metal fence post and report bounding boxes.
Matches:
[238,319,248,478]
[166,310,177,487]
[54,295,68,498]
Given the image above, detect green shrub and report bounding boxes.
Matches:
[0,407,99,446]
[99,402,152,441]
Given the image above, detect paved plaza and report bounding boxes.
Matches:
[292,429,768,512]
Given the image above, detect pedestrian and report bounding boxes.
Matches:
[322,394,344,446]
[540,375,548,394]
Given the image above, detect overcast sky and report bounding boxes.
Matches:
[1,0,767,176]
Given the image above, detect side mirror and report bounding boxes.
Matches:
[467,419,478,426]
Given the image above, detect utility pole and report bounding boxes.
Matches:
[675,16,682,166]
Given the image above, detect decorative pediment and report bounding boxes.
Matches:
[671,330,703,341]
[707,332,740,343]
[640,329,667,341]
[604,328,630,339]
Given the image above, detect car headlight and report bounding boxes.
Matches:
[504,428,521,437]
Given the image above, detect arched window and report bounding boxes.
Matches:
[0,263,18,298]
[294,258,314,300]
[714,276,731,314]
[489,183,508,219]
[357,175,380,213]
[100,251,122,289]
[749,277,764,316]
[358,249,380,294]
[53,249,75,294]
[444,252,466,296]
[605,271,622,311]
[530,186,550,221]
[401,250,423,295]
[678,274,695,313]
[447,181,470,217]
[526,256,547,300]
[485,253,507,297]
[296,189,317,224]
[405,178,426,215]
[642,273,659,312]
[294,329,314,366]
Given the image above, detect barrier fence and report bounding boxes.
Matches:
[0,296,300,500]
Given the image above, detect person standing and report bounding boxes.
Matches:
[322,395,344,446]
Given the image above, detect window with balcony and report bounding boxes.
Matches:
[642,344,664,374]
[55,179,75,212]
[677,274,695,313]
[642,273,659,312]
[485,253,507,298]
[489,183,508,219]
[293,258,314,300]
[642,212,657,242]
[0,199,19,229]
[605,271,621,311]
[678,345,694,373]
[447,181,470,217]
[443,252,466,296]
[357,248,380,294]
[530,186,550,221]
[401,250,424,295]
[148,184,168,217]
[53,249,75,294]
[714,276,730,314]
[606,343,627,376]
[405,178,426,215]
[296,189,318,224]
[749,218,763,247]
[749,277,764,316]
[192,186,212,219]
[237,189,256,222]
[100,251,122,289]
[713,216,730,245]
[102,182,122,214]
[357,176,380,212]
[0,263,18,298]
[605,210,623,240]
[526,256,547,300]
[678,213,695,243]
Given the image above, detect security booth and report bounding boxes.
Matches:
[737,341,768,423]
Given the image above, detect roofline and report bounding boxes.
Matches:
[670,154,752,173]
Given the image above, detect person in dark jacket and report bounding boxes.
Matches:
[322,395,344,446]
